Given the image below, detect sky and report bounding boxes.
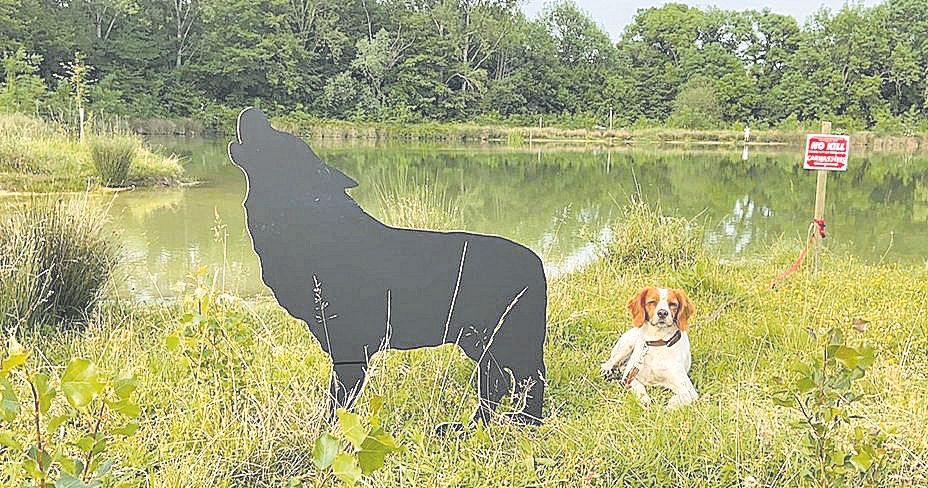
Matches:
[521,0,883,41]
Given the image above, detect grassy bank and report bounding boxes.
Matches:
[116,111,928,151]
[274,113,928,152]
[2,202,926,485]
[0,114,184,193]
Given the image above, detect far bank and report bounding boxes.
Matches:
[123,113,928,152]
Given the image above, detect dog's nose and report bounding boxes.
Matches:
[657,310,669,320]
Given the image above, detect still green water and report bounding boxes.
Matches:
[102,138,928,300]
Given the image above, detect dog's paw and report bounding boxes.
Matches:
[666,394,696,410]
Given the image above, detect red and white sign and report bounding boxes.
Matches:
[804,134,850,171]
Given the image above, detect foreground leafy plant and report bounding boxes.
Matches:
[305,396,400,486]
[0,336,140,487]
[165,266,254,384]
[773,327,888,487]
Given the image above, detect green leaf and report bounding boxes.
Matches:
[849,450,873,471]
[55,454,82,476]
[772,395,793,407]
[337,409,368,450]
[834,346,861,370]
[332,453,362,485]
[794,361,812,376]
[91,436,107,455]
[23,458,42,478]
[369,395,384,428]
[95,459,114,477]
[111,422,139,436]
[357,427,399,475]
[106,398,141,419]
[75,435,95,452]
[1,378,19,423]
[523,453,536,477]
[47,413,72,434]
[828,449,846,466]
[857,346,876,369]
[31,373,56,414]
[165,333,181,352]
[55,472,98,488]
[60,358,104,409]
[26,446,52,473]
[1,336,29,375]
[112,370,137,400]
[312,433,339,470]
[474,422,490,444]
[0,430,22,450]
[796,377,816,394]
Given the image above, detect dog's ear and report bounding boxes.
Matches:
[628,288,649,327]
[674,288,695,331]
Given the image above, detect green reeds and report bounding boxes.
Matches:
[0,196,120,330]
[89,136,137,187]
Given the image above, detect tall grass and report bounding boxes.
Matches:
[372,171,465,231]
[4,202,927,485]
[0,113,184,192]
[90,136,137,186]
[604,199,706,269]
[0,196,120,330]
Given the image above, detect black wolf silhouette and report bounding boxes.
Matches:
[228,108,547,425]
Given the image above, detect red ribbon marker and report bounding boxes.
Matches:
[813,218,826,239]
[768,219,827,290]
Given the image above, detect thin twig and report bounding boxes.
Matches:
[29,378,46,488]
[83,400,107,482]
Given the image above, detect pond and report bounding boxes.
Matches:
[47,138,928,300]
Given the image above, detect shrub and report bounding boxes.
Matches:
[0,198,120,331]
[0,337,141,487]
[773,327,888,486]
[89,136,137,187]
[603,199,705,269]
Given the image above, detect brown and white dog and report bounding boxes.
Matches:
[601,287,698,408]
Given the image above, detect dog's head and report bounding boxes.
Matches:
[228,107,358,195]
[628,287,694,330]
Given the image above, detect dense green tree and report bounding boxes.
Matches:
[1,0,926,129]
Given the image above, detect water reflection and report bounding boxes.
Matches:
[4,138,926,300]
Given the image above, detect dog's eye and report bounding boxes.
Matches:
[670,302,678,308]
[647,300,657,305]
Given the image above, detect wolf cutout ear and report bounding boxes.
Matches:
[231,107,358,189]
[228,107,271,172]
[236,107,271,142]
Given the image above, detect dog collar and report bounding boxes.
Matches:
[645,329,682,348]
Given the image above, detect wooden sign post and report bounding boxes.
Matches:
[804,121,850,271]
[812,121,830,271]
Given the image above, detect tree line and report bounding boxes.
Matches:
[2,0,928,131]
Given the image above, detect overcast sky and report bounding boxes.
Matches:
[521,0,883,40]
